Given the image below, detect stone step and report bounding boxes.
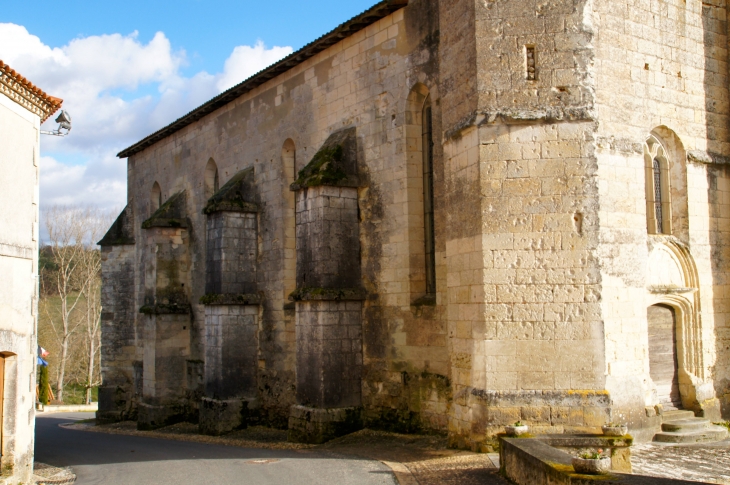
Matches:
[653,425,728,444]
[661,418,712,432]
[661,410,695,421]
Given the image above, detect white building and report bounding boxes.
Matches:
[0,60,61,484]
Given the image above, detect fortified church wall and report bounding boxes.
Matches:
[99,0,730,449]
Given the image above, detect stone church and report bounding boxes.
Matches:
[98,0,730,446]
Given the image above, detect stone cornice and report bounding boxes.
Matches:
[445,106,597,141]
[0,60,62,122]
[687,150,730,165]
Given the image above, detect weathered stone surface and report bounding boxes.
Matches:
[198,397,251,436]
[203,167,258,215]
[99,205,135,246]
[137,402,187,431]
[287,405,363,444]
[142,191,188,229]
[290,128,360,190]
[295,301,363,409]
[204,305,258,400]
[205,211,257,296]
[100,0,730,448]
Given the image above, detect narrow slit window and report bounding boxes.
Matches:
[151,182,162,214]
[422,97,436,295]
[526,46,536,81]
[653,158,663,234]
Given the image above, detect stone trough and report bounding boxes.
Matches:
[499,435,710,485]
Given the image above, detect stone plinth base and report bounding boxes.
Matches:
[96,410,124,425]
[137,402,185,430]
[288,405,363,444]
[97,386,135,424]
[199,397,253,435]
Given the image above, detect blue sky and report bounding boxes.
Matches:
[0,0,377,211]
[4,1,377,75]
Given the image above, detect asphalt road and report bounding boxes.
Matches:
[35,413,398,485]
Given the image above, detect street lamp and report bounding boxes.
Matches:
[41,110,72,136]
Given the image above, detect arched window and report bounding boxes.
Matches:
[645,136,671,235]
[151,182,162,215]
[405,83,437,301]
[282,139,296,301]
[652,158,663,233]
[422,95,436,295]
[204,158,219,200]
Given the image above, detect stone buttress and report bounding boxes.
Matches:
[97,205,138,423]
[198,168,262,435]
[137,191,194,430]
[287,128,367,444]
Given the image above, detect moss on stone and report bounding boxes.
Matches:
[290,127,359,190]
[139,303,190,315]
[293,145,348,188]
[99,206,135,246]
[142,191,188,229]
[203,167,258,215]
[199,293,261,306]
[289,286,366,301]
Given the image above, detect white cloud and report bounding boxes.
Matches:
[39,156,126,209]
[0,23,292,210]
[217,41,293,91]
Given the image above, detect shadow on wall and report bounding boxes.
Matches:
[701,1,730,419]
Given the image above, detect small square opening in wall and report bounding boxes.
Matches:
[526,46,537,81]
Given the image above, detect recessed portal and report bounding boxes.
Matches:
[647,304,681,409]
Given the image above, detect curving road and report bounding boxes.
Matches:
[35,413,397,485]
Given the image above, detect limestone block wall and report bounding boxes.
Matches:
[138,224,193,412]
[687,161,730,416]
[593,0,730,422]
[142,313,191,403]
[142,227,191,312]
[98,243,138,420]
[98,206,138,421]
[119,3,449,429]
[204,305,259,400]
[443,118,606,449]
[295,186,361,290]
[437,0,604,448]
[474,0,595,116]
[292,182,364,412]
[103,0,730,445]
[296,301,363,408]
[205,212,258,295]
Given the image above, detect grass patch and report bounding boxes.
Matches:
[57,385,98,405]
[713,421,730,431]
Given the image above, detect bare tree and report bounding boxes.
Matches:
[42,205,106,402]
[77,215,110,404]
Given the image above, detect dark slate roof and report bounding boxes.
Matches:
[117,0,408,159]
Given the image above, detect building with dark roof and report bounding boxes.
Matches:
[100,0,730,446]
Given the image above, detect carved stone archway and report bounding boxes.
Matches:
[646,238,708,411]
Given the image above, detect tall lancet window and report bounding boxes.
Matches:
[644,136,671,235]
[422,95,436,294]
[653,158,663,234]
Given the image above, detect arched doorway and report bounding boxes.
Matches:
[647,304,682,409]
